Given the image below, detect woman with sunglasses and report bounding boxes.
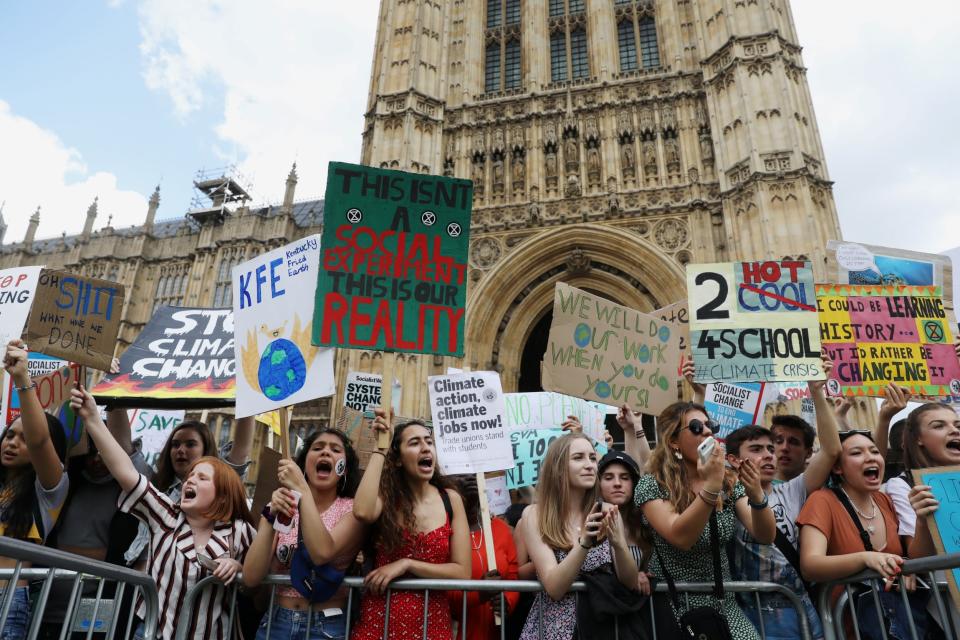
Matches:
[635,402,774,639]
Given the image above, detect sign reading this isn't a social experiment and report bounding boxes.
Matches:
[312,162,473,357]
[687,260,824,383]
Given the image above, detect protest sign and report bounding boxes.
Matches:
[129,408,185,467]
[0,266,41,346]
[912,465,960,610]
[312,162,473,357]
[503,391,606,442]
[344,371,401,413]
[703,382,765,440]
[232,236,336,418]
[1,352,84,448]
[506,429,564,490]
[428,371,513,474]
[334,406,420,469]
[484,474,511,516]
[24,270,124,371]
[687,261,823,383]
[654,301,690,374]
[251,447,283,521]
[817,285,960,397]
[541,283,680,415]
[92,307,235,408]
[827,240,949,290]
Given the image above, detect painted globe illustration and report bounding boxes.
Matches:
[573,323,591,348]
[257,338,307,401]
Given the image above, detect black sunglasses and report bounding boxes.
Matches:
[687,418,719,436]
[838,429,874,441]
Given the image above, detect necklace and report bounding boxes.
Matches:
[841,487,878,534]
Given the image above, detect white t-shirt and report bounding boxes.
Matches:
[883,476,915,537]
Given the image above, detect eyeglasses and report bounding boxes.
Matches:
[838,429,874,441]
[687,418,719,436]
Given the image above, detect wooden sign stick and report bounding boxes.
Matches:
[280,406,292,459]
[378,352,396,449]
[199,409,209,425]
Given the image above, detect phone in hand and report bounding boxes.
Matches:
[697,436,717,466]
[196,552,219,572]
[583,499,603,545]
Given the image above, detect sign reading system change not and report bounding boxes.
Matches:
[687,261,824,383]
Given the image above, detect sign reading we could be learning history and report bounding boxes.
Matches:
[818,284,960,397]
[687,260,824,383]
[541,283,680,415]
[312,162,473,357]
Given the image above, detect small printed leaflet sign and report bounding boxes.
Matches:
[92,307,235,408]
[703,382,765,440]
[25,270,124,371]
[344,371,401,414]
[541,283,680,415]
[129,408,185,468]
[503,391,606,443]
[312,162,473,357]
[232,236,335,418]
[913,465,960,610]
[687,261,823,383]
[817,284,960,397]
[0,266,42,345]
[484,474,511,516]
[427,371,514,474]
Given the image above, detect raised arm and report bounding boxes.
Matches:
[70,386,140,493]
[875,384,910,458]
[522,504,605,600]
[226,416,254,465]
[4,340,64,490]
[601,506,640,589]
[682,359,706,405]
[802,358,843,494]
[242,490,281,588]
[733,460,776,543]
[106,408,134,455]
[352,407,388,524]
[617,404,650,468]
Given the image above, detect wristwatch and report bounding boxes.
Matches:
[261,504,276,525]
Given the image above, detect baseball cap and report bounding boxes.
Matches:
[597,450,641,481]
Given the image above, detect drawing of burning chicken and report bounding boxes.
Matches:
[241,314,320,402]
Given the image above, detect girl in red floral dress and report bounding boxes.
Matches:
[351,409,471,640]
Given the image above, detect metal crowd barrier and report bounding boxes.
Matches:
[175,574,815,640]
[0,537,160,640]
[816,551,960,640]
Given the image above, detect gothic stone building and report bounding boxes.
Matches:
[2,0,878,456]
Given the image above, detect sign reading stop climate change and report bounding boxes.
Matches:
[687,261,824,383]
[817,284,960,397]
[312,162,473,357]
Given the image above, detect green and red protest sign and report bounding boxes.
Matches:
[312,162,472,357]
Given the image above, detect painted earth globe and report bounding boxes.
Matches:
[257,338,307,401]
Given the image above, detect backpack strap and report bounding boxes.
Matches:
[831,487,874,552]
[773,528,814,595]
[439,488,453,525]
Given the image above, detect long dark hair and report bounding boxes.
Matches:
[0,414,68,540]
[295,427,360,499]
[376,420,453,555]
[152,420,216,492]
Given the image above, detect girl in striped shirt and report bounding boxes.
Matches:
[70,386,256,640]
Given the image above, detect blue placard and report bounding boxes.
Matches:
[917,467,960,605]
[703,381,764,440]
[505,428,607,490]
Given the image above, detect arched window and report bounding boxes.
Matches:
[613,3,661,72]
[485,43,502,92]
[549,0,590,85]
[550,32,567,82]
[617,19,637,71]
[484,0,523,94]
[639,16,660,69]
[570,28,589,79]
[504,39,521,89]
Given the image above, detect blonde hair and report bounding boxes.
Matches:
[535,433,599,552]
[646,402,734,513]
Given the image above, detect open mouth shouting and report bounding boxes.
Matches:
[416,454,434,474]
[945,439,960,456]
[315,458,334,481]
[862,465,881,485]
[182,485,198,503]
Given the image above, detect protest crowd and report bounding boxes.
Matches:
[1,165,960,640]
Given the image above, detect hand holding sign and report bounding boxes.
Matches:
[3,340,30,388]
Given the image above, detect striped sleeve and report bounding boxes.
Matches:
[118,474,179,532]
[233,521,256,563]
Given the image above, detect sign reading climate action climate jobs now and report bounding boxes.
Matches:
[817,284,960,397]
[92,307,235,408]
[427,371,513,474]
[312,162,473,357]
[687,260,824,383]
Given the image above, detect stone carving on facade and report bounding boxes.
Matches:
[566,247,591,275]
[472,158,485,199]
[527,192,542,226]
[617,109,633,136]
[565,173,581,197]
[639,107,655,134]
[607,182,621,216]
[510,125,525,151]
[492,156,505,195]
[584,116,600,143]
[653,218,689,251]
[642,140,658,178]
[699,134,714,163]
[587,146,601,188]
[470,237,502,269]
[544,121,558,147]
[511,153,525,195]
[492,128,505,153]
[473,131,485,155]
[661,105,677,132]
[564,136,579,176]
[621,142,636,179]
[545,151,559,190]
[664,138,681,174]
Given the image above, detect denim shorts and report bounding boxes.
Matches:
[255,606,346,640]
[0,587,30,640]
[743,593,825,640]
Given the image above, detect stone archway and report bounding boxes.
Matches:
[465,223,687,391]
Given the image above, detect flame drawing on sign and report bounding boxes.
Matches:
[241,314,319,402]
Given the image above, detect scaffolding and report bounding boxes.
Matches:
[186,165,253,225]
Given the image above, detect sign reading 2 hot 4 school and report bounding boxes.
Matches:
[312,162,473,357]
[687,261,824,383]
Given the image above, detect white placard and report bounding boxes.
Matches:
[129,408,185,467]
[0,266,42,346]
[232,236,335,418]
[835,243,878,273]
[484,474,511,516]
[503,391,606,442]
[428,371,514,474]
[343,371,401,413]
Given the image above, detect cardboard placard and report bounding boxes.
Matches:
[92,307,235,408]
[703,382,765,440]
[687,261,823,383]
[129,408,185,468]
[913,465,960,611]
[232,236,336,418]
[0,266,42,346]
[503,391,606,442]
[428,371,514,474]
[541,283,680,415]
[817,285,960,397]
[312,162,473,356]
[653,300,690,374]
[344,371,401,414]
[24,270,124,371]
[251,447,283,521]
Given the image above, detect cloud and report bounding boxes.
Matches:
[0,100,148,243]
[791,1,960,253]
[135,0,380,207]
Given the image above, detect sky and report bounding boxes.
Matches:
[0,1,957,266]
